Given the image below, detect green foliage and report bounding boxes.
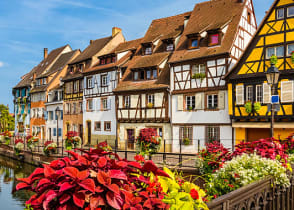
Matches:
[24,204,33,210]
[253,102,261,113]
[158,167,208,210]
[0,104,14,132]
[291,51,294,63]
[244,101,252,113]
[192,73,206,82]
[183,138,191,146]
[270,55,278,65]
[206,153,290,198]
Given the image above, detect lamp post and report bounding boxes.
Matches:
[265,63,280,138]
[55,106,60,151]
[0,112,2,133]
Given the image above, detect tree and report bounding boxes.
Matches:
[0,104,15,132]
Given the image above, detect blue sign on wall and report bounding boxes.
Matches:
[271,95,279,104]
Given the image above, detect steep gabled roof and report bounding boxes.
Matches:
[224,0,279,80]
[114,38,142,53]
[69,36,113,64]
[14,45,70,89]
[169,0,246,63]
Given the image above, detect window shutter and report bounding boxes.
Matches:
[263,83,271,104]
[97,75,101,88]
[53,128,56,136]
[195,93,204,110]
[61,110,63,120]
[177,95,183,111]
[58,128,62,137]
[108,98,111,110]
[281,81,293,102]
[44,111,48,121]
[218,91,225,110]
[236,85,244,105]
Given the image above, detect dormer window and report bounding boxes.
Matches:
[140,71,145,80]
[100,58,106,65]
[209,33,220,46]
[146,70,151,79]
[134,72,139,80]
[142,43,152,55]
[153,69,158,79]
[188,34,200,49]
[79,64,84,72]
[133,69,158,81]
[69,66,74,74]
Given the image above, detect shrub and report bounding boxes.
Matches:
[206,153,290,199]
[15,144,171,209]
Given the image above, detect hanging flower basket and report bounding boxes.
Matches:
[183,137,191,145]
[43,141,57,156]
[136,128,161,156]
[65,131,81,150]
[244,101,252,114]
[14,139,24,156]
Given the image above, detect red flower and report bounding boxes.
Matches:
[134,154,145,162]
[190,189,199,200]
[228,184,234,188]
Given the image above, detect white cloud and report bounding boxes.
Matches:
[0,62,4,68]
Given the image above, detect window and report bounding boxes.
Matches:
[287,44,294,56]
[104,122,111,131]
[101,75,108,86]
[49,111,53,120]
[206,126,220,143]
[73,103,77,114]
[146,70,151,79]
[87,77,93,89]
[185,95,195,110]
[66,103,71,114]
[247,12,251,24]
[192,64,206,75]
[209,34,220,46]
[87,99,93,111]
[101,98,108,110]
[36,79,41,86]
[53,128,57,137]
[111,56,116,63]
[179,127,193,145]
[153,69,158,79]
[256,85,263,103]
[79,102,83,113]
[100,58,106,65]
[207,94,218,109]
[147,94,155,105]
[166,43,174,51]
[79,80,83,91]
[288,6,294,17]
[79,64,84,72]
[145,47,152,55]
[246,86,253,102]
[69,66,74,73]
[277,8,284,19]
[266,46,284,58]
[124,96,131,108]
[190,39,199,48]
[134,72,139,80]
[140,71,145,80]
[73,81,79,93]
[95,121,101,131]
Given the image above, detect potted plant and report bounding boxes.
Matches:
[270,54,278,65]
[136,128,161,156]
[188,106,193,111]
[253,101,261,113]
[147,102,154,108]
[43,141,57,156]
[183,137,191,145]
[14,139,24,156]
[65,131,81,150]
[2,131,11,145]
[244,101,252,114]
[192,72,206,82]
[26,135,39,151]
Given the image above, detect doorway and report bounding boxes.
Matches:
[79,124,83,144]
[126,129,135,150]
[87,122,91,145]
[247,128,271,142]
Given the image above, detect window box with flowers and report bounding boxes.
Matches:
[270,54,278,65]
[183,137,191,145]
[43,141,57,156]
[192,72,206,82]
[26,135,39,151]
[291,51,294,63]
[244,101,252,114]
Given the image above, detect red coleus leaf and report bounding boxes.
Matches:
[44,165,56,178]
[73,192,85,208]
[63,167,79,178]
[37,178,52,189]
[78,170,89,180]
[143,199,152,209]
[31,192,47,206]
[127,161,142,169]
[98,157,107,168]
[59,182,75,192]
[50,159,66,169]
[79,178,95,193]
[97,171,111,186]
[59,193,71,205]
[16,182,30,191]
[17,177,31,184]
[115,161,128,168]
[67,151,80,160]
[106,191,123,210]
[106,183,120,194]
[90,194,106,209]
[43,190,57,210]
[109,170,127,180]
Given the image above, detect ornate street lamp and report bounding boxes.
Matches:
[55,106,61,151]
[265,63,280,138]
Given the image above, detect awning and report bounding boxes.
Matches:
[232,122,294,129]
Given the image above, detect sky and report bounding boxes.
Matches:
[0,0,272,112]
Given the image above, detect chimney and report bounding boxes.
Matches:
[33,73,36,80]
[90,40,94,44]
[112,27,122,37]
[184,15,190,28]
[44,48,48,59]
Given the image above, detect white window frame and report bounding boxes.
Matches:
[266,46,284,59]
[102,98,108,110]
[101,75,108,86]
[145,47,152,55]
[147,94,155,104]
[277,8,284,19]
[185,95,195,110]
[246,85,253,102]
[87,77,93,89]
[124,96,130,108]
[207,94,218,109]
[192,64,206,75]
[87,99,93,111]
[256,85,263,103]
[288,6,294,17]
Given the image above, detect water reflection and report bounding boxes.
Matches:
[0,155,35,209]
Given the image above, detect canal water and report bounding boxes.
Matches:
[0,155,35,210]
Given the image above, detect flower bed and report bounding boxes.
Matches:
[26,135,39,151]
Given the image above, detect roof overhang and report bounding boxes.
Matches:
[232,122,294,129]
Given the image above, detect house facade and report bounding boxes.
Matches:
[168,0,257,152]
[82,39,141,147]
[226,0,294,143]
[114,12,192,151]
[62,27,125,143]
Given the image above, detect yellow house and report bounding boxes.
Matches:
[226,0,294,143]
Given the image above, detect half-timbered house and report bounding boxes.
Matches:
[168,0,257,152]
[113,12,191,151]
[82,38,141,146]
[226,0,294,142]
[62,28,125,142]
